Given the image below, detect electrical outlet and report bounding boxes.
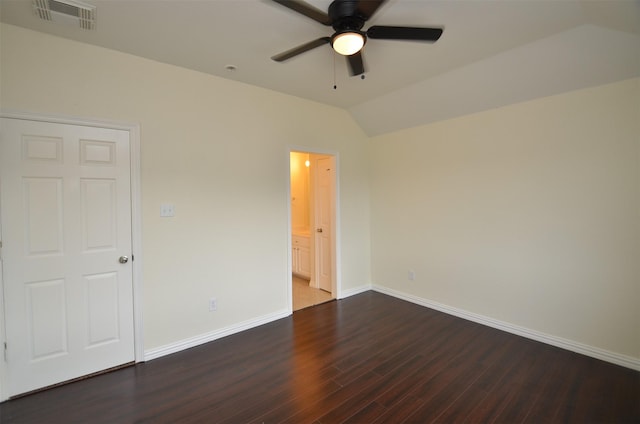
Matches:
[160,203,175,217]
[408,270,416,281]
[209,297,217,312]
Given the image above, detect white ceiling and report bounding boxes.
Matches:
[2,0,639,135]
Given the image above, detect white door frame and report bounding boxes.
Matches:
[286,146,341,313]
[0,110,144,401]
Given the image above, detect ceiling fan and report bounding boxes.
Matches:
[270,0,443,77]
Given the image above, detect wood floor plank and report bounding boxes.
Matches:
[401,334,502,422]
[280,369,384,424]
[341,400,388,423]
[432,337,530,423]
[452,339,542,423]
[1,291,638,424]
[489,344,563,423]
[373,328,473,409]
[371,394,425,424]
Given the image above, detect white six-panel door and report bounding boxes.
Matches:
[0,118,135,397]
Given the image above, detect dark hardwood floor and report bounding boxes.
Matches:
[1,291,639,423]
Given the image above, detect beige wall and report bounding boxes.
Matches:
[0,24,372,351]
[370,78,640,359]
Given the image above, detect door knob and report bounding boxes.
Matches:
[317,228,323,233]
[119,256,129,264]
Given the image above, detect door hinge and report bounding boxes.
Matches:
[131,254,134,262]
[3,342,7,362]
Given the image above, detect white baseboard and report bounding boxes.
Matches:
[144,309,290,361]
[373,285,640,372]
[339,284,372,299]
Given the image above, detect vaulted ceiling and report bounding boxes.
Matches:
[2,0,639,135]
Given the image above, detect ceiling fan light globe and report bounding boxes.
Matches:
[332,32,364,56]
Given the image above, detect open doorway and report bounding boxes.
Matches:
[289,150,337,311]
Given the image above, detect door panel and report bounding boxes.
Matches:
[26,278,68,360]
[23,177,64,255]
[85,272,120,347]
[81,178,117,251]
[0,118,135,397]
[316,157,334,293]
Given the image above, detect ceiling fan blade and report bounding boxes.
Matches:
[271,37,331,62]
[367,26,443,42]
[355,0,388,21]
[346,51,365,76]
[271,0,332,25]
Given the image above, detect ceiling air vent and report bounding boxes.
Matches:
[33,0,96,30]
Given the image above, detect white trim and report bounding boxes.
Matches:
[0,198,7,401]
[128,125,145,362]
[0,110,144,400]
[339,284,371,299]
[144,309,290,361]
[285,150,294,314]
[1,110,138,133]
[332,154,342,300]
[373,285,640,371]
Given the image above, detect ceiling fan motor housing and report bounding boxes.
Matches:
[329,0,366,32]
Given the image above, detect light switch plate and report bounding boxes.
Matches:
[160,203,175,217]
